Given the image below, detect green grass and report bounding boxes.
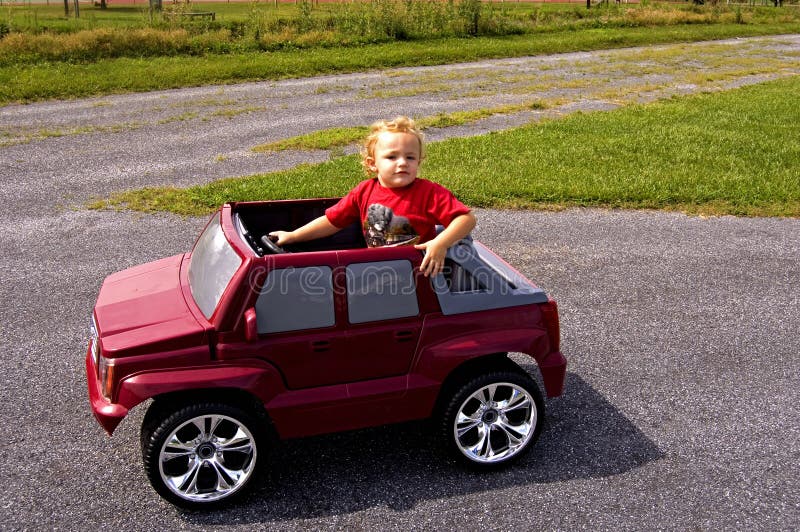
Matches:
[253,126,370,152]
[252,103,549,152]
[1,1,800,103]
[2,24,797,103]
[92,75,800,218]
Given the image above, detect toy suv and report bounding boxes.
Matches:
[85,198,566,509]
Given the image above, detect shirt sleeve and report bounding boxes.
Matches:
[429,182,471,227]
[325,182,363,229]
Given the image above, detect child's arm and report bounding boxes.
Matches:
[415,211,477,277]
[269,215,341,246]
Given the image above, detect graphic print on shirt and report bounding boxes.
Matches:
[364,203,420,247]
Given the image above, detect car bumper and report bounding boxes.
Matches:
[85,345,128,435]
[539,350,567,398]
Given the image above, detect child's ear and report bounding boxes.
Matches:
[365,157,377,174]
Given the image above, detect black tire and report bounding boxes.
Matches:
[440,368,544,469]
[141,402,267,509]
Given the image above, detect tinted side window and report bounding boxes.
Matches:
[256,266,334,333]
[443,258,487,293]
[346,260,419,324]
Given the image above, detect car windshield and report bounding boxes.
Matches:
[188,213,242,319]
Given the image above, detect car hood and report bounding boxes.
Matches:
[94,254,209,358]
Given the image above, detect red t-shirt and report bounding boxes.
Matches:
[325,178,470,246]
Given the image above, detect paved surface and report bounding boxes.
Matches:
[0,36,798,530]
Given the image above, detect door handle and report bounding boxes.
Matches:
[311,340,331,352]
[394,330,414,342]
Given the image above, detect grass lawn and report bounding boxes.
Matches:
[93,75,800,218]
[2,2,800,103]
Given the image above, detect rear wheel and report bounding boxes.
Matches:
[141,402,265,509]
[440,369,544,468]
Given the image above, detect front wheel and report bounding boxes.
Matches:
[141,402,266,509]
[440,369,544,468]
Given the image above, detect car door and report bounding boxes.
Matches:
[338,254,423,381]
[252,263,353,389]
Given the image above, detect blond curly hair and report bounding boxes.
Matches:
[361,116,425,176]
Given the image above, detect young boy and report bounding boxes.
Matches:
[269,116,476,277]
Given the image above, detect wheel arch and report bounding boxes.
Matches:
[142,387,269,423]
[99,362,285,436]
[432,352,521,418]
[140,387,276,449]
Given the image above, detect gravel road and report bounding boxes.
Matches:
[0,35,798,530]
[2,34,800,213]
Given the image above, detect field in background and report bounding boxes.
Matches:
[3,1,798,217]
[1,1,800,102]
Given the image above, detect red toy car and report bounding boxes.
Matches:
[86,199,566,508]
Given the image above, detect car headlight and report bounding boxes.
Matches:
[90,315,114,401]
[98,354,115,402]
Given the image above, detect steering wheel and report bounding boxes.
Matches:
[260,234,287,255]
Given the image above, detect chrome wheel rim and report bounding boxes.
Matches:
[454,382,536,464]
[159,414,257,503]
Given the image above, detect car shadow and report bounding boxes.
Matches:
[179,371,664,523]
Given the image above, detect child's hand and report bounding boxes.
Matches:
[268,231,293,246]
[415,240,447,277]
[413,212,476,277]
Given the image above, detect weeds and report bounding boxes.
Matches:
[3,2,798,66]
[0,121,143,146]
[0,27,236,65]
[2,3,799,103]
[208,105,265,118]
[251,102,551,153]
[253,126,369,152]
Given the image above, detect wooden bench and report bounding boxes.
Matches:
[164,11,216,21]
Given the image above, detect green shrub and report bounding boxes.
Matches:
[297,0,314,32]
[457,0,481,36]
[0,27,235,65]
[2,2,799,67]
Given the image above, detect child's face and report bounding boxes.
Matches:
[367,132,421,188]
